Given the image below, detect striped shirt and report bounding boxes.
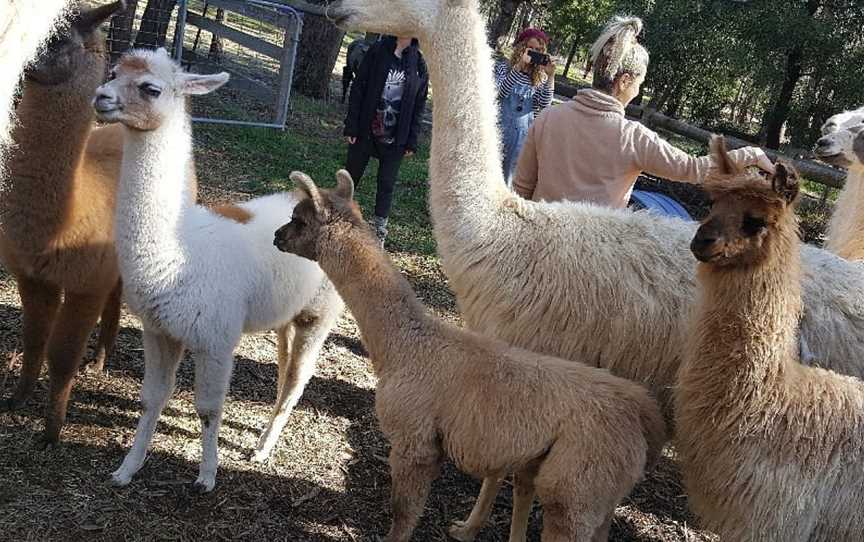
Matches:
[494,60,553,115]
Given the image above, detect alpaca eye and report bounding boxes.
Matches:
[139,83,161,98]
[742,215,766,236]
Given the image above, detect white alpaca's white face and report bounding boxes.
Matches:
[815,123,864,169]
[93,49,229,131]
[329,0,463,36]
[820,106,864,135]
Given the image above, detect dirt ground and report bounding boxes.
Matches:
[0,183,716,542]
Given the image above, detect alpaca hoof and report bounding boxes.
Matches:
[448,520,479,542]
[191,477,215,494]
[249,449,271,464]
[35,435,59,451]
[85,360,106,374]
[0,397,24,411]
[110,470,133,487]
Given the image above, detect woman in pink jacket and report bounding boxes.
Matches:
[513,16,774,206]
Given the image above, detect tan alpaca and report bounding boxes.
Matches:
[274,170,667,542]
[676,137,864,541]
[0,2,131,445]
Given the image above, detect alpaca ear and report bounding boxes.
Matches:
[72,0,127,34]
[335,170,355,201]
[772,161,800,204]
[179,72,230,96]
[290,171,324,215]
[710,134,739,176]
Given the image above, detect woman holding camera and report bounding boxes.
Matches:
[513,16,774,206]
[495,28,555,187]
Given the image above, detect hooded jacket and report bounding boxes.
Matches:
[344,36,429,151]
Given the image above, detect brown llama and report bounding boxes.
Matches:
[274,170,667,542]
[0,1,195,445]
[675,136,864,541]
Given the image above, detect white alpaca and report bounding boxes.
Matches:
[93,49,343,492]
[816,107,864,260]
[0,0,71,168]
[328,0,864,418]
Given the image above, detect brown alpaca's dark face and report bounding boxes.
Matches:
[691,165,799,266]
[274,198,325,261]
[26,2,124,85]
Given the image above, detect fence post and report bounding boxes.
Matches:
[172,0,188,62]
[275,10,302,128]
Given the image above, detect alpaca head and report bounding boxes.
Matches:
[93,48,229,131]
[819,106,864,137]
[274,170,364,262]
[814,122,864,170]
[26,1,126,86]
[691,136,799,267]
[327,0,476,38]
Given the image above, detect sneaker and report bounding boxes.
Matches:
[373,215,388,249]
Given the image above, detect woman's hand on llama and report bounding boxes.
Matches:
[752,148,776,174]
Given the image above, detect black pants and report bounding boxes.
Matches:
[345,137,405,219]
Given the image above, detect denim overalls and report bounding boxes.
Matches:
[499,79,536,188]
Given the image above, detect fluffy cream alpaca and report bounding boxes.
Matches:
[327,0,864,409]
[677,137,864,541]
[816,107,864,260]
[275,170,666,542]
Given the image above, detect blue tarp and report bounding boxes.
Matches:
[629,189,693,221]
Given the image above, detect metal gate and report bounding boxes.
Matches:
[105,0,302,128]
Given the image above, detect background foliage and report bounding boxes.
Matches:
[480,0,864,151]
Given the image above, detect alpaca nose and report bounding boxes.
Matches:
[815,136,832,150]
[690,231,718,260]
[93,90,119,113]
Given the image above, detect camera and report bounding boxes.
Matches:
[527,50,550,66]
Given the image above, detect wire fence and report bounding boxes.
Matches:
[99,0,302,128]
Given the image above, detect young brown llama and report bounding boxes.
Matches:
[274,170,667,542]
[676,137,864,541]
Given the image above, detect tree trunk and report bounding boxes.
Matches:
[563,37,579,79]
[293,8,346,99]
[208,8,225,62]
[108,0,140,62]
[487,0,524,49]
[761,0,818,149]
[762,43,803,149]
[135,0,177,49]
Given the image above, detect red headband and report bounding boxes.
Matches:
[516,28,549,46]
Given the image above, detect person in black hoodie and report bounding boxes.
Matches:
[344,35,429,247]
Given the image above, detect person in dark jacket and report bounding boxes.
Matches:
[344,35,429,247]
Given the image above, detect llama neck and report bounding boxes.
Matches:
[690,218,802,395]
[116,110,194,272]
[0,54,105,241]
[318,227,432,376]
[0,0,69,152]
[825,166,864,259]
[422,6,510,233]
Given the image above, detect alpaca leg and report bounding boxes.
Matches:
[111,328,184,486]
[250,323,294,462]
[2,277,61,410]
[448,477,502,541]
[385,446,441,542]
[192,348,236,493]
[41,290,109,445]
[89,279,122,373]
[253,294,340,462]
[509,465,539,542]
